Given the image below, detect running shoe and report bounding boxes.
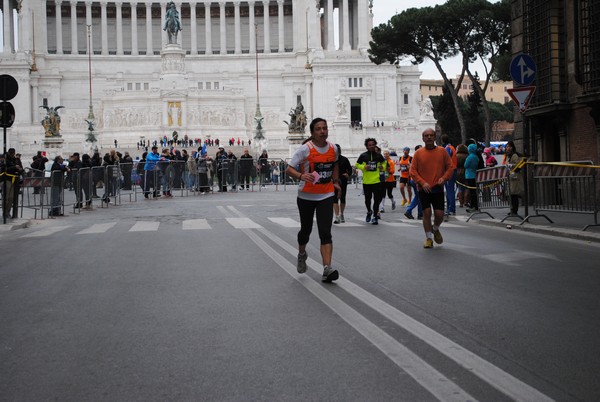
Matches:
[392,200,396,210]
[432,228,443,244]
[333,216,340,224]
[371,216,378,225]
[321,265,339,283]
[380,207,385,213]
[404,212,414,220]
[423,238,434,248]
[297,252,308,274]
[340,215,345,223]
[401,199,407,206]
[366,211,372,223]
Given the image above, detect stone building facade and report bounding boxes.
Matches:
[510,0,600,164]
[1,0,428,158]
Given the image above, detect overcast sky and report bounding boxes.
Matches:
[371,0,464,79]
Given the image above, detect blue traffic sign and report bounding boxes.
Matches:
[510,54,536,86]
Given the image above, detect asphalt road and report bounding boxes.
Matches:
[1,187,599,401]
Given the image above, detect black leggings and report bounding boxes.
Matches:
[297,196,335,246]
[384,181,395,199]
[363,183,383,213]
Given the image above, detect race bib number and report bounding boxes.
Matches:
[314,162,334,183]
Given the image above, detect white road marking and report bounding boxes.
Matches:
[182,219,211,230]
[21,225,71,238]
[226,217,262,229]
[246,228,478,402]
[268,217,300,228]
[77,222,117,234]
[129,221,160,232]
[482,251,560,266]
[378,221,414,227]
[262,227,554,402]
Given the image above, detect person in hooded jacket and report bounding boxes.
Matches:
[455,144,469,208]
[503,141,524,216]
[464,143,480,213]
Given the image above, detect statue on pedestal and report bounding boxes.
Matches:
[284,101,307,133]
[164,1,182,45]
[335,95,347,119]
[40,105,64,137]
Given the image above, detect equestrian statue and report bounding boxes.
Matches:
[163,1,182,44]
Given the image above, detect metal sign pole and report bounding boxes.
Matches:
[2,126,6,224]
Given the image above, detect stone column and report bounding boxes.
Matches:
[305,80,312,121]
[233,1,241,54]
[145,2,153,55]
[277,0,284,53]
[248,1,255,54]
[115,1,123,55]
[308,0,321,50]
[262,0,270,53]
[55,0,64,54]
[160,2,167,48]
[31,78,39,124]
[341,0,350,50]
[357,0,368,50]
[85,1,93,54]
[100,0,108,54]
[190,1,198,54]
[204,1,212,54]
[176,2,182,45]
[219,1,226,54]
[325,0,334,50]
[70,1,78,54]
[130,2,138,55]
[2,0,12,53]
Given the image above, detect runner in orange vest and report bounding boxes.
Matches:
[397,147,413,206]
[285,118,341,283]
[380,149,397,212]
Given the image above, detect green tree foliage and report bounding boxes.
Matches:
[431,85,462,145]
[369,0,511,145]
[369,5,468,142]
[466,86,485,142]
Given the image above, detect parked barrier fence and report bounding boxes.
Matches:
[466,165,518,222]
[525,161,599,231]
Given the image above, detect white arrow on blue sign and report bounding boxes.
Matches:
[510,54,537,86]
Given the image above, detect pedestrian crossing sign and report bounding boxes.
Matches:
[507,86,536,112]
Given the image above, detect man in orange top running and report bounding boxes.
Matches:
[409,128,454,249]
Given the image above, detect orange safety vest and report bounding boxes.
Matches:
[385,158,396,182]
[398,155,412,179]
[301,141,337,194]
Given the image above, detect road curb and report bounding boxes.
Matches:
[0,219,32,231]
[477,218,600,244]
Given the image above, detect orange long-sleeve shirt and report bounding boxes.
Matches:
[409,146,454,189]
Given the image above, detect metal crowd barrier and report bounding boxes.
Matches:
[466,165,516,222]
[19,169,67,219]
[525,161,599,231]
[20,168,51,219]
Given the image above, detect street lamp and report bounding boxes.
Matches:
[87,25,95,121]
[253,23,264,142]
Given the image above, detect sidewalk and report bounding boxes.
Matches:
[453,205,600,244]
